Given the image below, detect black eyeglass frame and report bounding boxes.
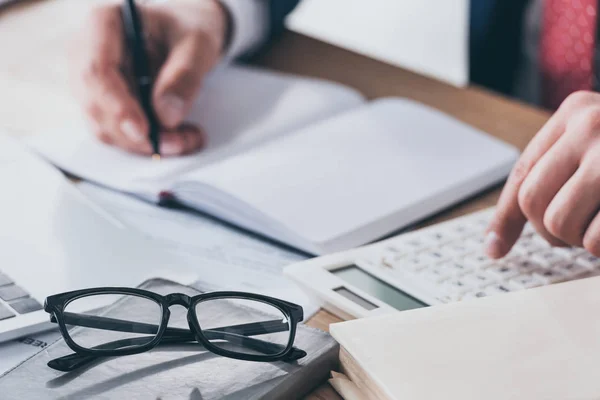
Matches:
[44,287,305,366]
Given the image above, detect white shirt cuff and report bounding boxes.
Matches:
[219,0,270,60]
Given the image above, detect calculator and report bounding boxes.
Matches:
[284,208,600,319]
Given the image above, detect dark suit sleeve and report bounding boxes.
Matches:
[268,0,301,37]
[470,0,530,94]
[219,0,301,60]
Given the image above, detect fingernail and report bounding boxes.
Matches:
[161,141,182,156]
[484,231,504,258]
[120,120,145,143]
[160,95,185,127]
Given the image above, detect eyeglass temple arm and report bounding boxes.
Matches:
[48,334,191,372]
[58,312,290,338]
[60,312,295,353]
[48,328,306,372]
[60,312,293,353]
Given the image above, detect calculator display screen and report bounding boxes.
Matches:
[333,265,428,311]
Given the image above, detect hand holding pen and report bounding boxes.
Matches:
[71,0,228,157]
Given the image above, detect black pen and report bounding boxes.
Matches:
[122,0,161,160]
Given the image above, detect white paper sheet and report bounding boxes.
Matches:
[0,330,61,377]
[287,0,469,86]
[76,183,319,317]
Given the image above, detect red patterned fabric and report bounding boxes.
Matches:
[540,0,598,109]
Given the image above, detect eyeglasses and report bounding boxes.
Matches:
[43,288,306,372]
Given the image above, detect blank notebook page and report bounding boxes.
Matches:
[26,65,364,196]
[187,98,518,246]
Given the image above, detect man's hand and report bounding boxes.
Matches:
[486,91,600,258]
[72,1,228,156]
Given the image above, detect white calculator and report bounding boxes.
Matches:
[284,208,600,319]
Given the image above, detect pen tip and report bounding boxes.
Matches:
[152,154,161,162]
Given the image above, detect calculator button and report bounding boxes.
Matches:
[575,253,600,270]
[397,256,428,272]
[533,269,567,284]
[508,274,544,290]
[400,259,425,273]
[530,250,569,268]
[511,237,546,256]
[426,250,451,262]
[511,257,542,273]
[384,242,420,256]
[382,247,402,256]
[462,289,493,300]
[470,218,490,230]
[464,236,486,250]
[425,232,452,245]
[443,243,472,258]
[462,253,493,269]
[385,239,425,256]
[381,254,402,269]
[439,261,473,276]
[420,267,451,283]
[443,279,471,295]
[555,262,589,278]
[436,295,453,304]
[436,293,463,303]
[485,264,521,280]
[464,282,512,299]
[450,224,474,236]
[407,253,446,270]
[461,272,495,288]
[402,238,428,252]
[462,290,490,300]
[380,247,409,262]
[487,283,513,295]
[553,247,587,259]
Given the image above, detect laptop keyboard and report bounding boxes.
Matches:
[0,271,43,321]
[0,304,13,321]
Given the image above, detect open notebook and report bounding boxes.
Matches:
[28,65,519,255]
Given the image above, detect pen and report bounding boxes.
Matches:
[121,0,161,160]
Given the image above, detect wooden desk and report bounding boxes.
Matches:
[0,1,551,398]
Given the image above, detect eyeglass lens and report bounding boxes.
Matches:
[63,293,162,351]
[195,297,291,357]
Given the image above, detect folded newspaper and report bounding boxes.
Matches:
[0,279,337,399]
